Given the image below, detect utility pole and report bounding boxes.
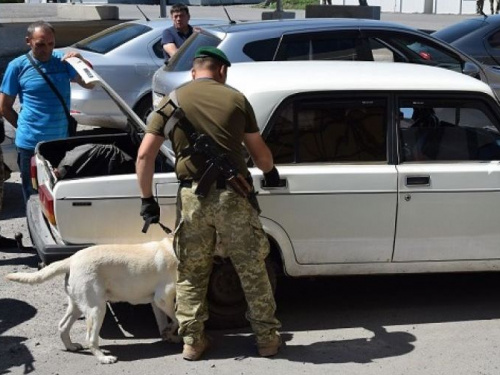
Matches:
[160,0,167,18]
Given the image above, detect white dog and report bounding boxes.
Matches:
[5,238,180,364]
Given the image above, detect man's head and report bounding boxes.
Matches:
[170,3,190,33]
[191,46,231,83]
[26,21,55,62]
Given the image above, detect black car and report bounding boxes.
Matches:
[153,18,500,104]
[432,14,500,66]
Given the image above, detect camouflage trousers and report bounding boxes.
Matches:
[174,182,281,345]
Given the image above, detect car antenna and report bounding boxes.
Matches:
[136,5,151,22]
[218,0,236,24]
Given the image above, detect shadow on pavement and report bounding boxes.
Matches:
[0,299,36,374]
[1,179,25,220]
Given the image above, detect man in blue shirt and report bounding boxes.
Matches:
[0,20,94,205]
[162,3,193,61]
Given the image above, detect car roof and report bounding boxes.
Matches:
[226,61,497,126]
[228,61,493,94]
[201,17,418,34]
[123,17,229,29]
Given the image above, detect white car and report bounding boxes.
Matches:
[28,58,500,327]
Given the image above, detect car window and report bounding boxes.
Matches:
[276,31,365,61]
[365,31,463,72]
[166,32,221,72]
[398,98,500,162]
[264,95,387,164]
[368,38,399,62]
[73,23,152,54]
[242,38,280,61]
[152,39,164,59]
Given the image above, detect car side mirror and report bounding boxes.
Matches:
[463,61,481,79]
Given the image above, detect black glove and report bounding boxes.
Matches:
[140,197,160,224]
[264,166,280,187]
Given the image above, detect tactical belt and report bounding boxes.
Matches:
[180,178,227,189]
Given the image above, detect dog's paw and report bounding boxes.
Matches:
[66,343,84,352]
[98,355,118,364]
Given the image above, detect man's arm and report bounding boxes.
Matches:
[243,132,274,173]
[163,43,178,59]
[136,133,165,198]
[0,93,18,128]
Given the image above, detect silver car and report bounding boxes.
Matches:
[63,18,225,129]
[153,18,500,106]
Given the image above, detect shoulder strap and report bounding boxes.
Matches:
[161,89,198,143]
[26,53,72,122]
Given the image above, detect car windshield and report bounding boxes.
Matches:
[166,31,221,72]
[73,23,152,54]
[432,19,487,43]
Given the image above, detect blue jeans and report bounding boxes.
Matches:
[17,147,36,206]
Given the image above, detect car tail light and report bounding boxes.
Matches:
[30,156,38,191]
[38,184,56,226]
[419,51,432,60]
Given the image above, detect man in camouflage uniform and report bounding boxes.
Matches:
[136,46,282,361]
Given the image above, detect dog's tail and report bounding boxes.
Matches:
[5,257,71,285]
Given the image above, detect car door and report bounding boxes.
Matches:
[258,93,398,264]
[394,93,500,261]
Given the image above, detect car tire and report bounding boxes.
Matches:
[206,256,277,329]
[134,95,153,124]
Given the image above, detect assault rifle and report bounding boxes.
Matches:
[193,134,252,198]
[159,90,261,212]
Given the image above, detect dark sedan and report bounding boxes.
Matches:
[432,15,500,66]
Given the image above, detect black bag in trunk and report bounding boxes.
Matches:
[56,143,135,180]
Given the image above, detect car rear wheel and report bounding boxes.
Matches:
[134,95,153,124]
[206,256,277,329]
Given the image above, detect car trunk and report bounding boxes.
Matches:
[36,132,139,184]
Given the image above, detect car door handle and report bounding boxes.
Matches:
[260,178,288,190]
[406,176,430,186]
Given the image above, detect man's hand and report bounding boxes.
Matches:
[264,166,280,187]
[62,51,92,67]
[140,196,160,224]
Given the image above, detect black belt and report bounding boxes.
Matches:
[179,177,226,189]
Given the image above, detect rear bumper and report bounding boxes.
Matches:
[27,194,91,265]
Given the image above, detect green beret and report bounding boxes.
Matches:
[194,46,231,67]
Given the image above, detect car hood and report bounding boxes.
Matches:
[66,57,175,163]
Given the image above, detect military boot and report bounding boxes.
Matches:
[182,337,210,361]
[257,334,282,357]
